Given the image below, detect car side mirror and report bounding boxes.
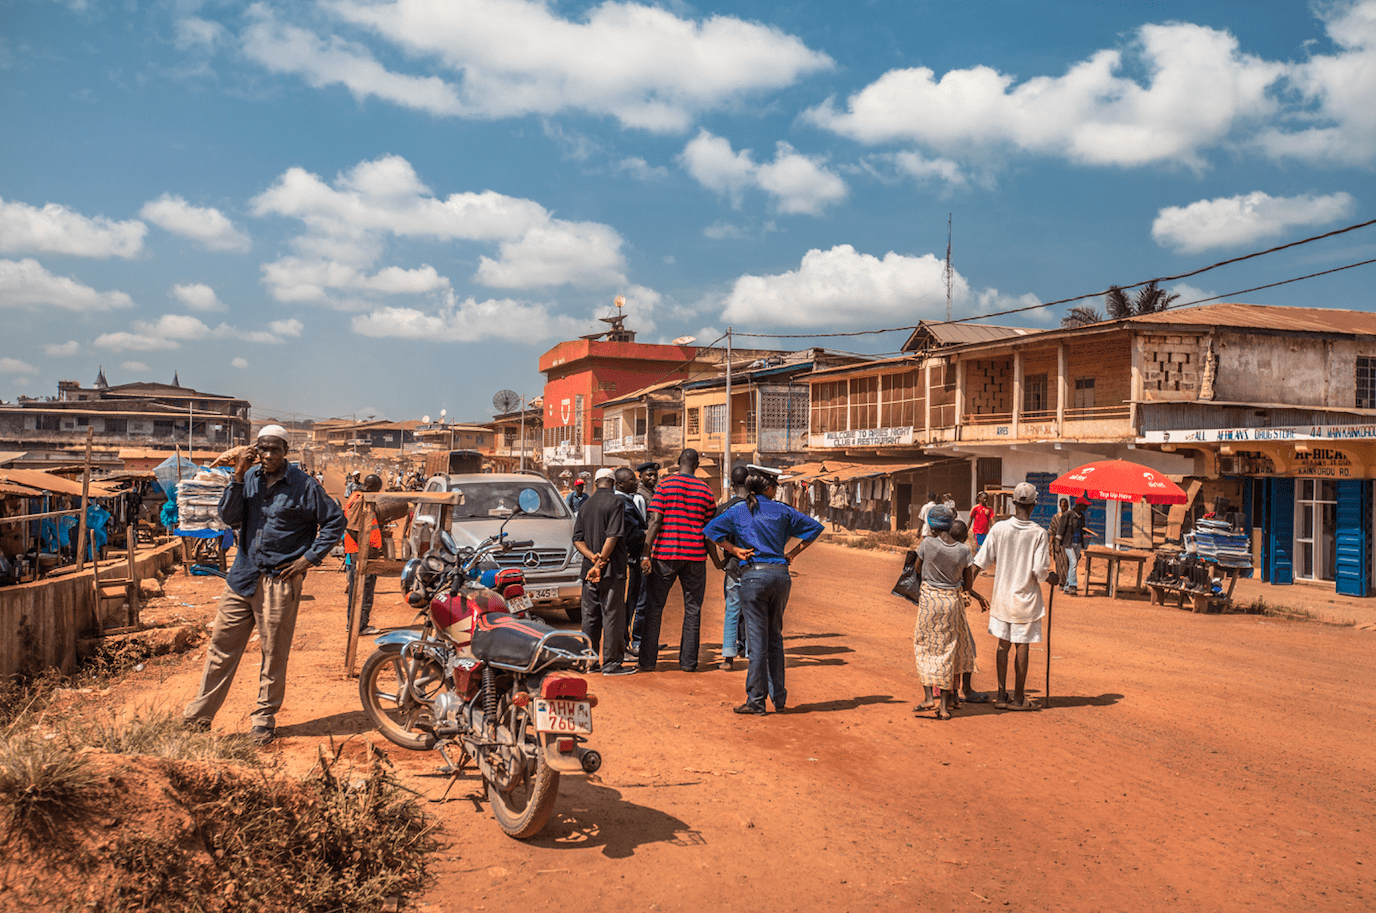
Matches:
[517,488,540,514]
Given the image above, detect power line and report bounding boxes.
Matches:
[730,216,1376,339]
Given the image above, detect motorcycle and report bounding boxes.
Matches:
[358,487,602,839]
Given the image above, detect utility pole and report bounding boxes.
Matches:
[518,395,527,472]
[723,328,732,497]
[944,213,954,323]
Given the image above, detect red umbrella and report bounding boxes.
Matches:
[1048,459,1187,505]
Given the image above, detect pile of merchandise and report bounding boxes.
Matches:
[176,469,233,531]
[1189,518,1252,569]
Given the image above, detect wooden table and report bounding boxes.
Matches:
[1082,546,1153,599]
[1148,559,1245,613]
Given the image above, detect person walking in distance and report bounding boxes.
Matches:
[343,473,383,635]
[704,466,823,714]
[638,449,717,672]
[918,492,939,537]
[970,491,994,547]
[1062,497,1094,595]
[183,425,346,745]
[572,469,635,675]
[717,464,751,671]
[565,478,588,514]
[970,482,1058,711]
[1048,497,1072,592]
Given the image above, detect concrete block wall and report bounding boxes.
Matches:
[966,359,1013,413]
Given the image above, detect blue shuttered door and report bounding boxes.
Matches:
[1334,479,1370,597]
[1267,477,1294,586]
[1025,472,1057,528]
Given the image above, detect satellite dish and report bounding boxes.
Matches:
[672,335,697,346]
[422,414,431,424]
[493,389,520,413]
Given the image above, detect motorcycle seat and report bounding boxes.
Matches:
[471,613,588,669]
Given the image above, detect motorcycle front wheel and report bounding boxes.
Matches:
[358,648,449,750]
[487,694,560,839]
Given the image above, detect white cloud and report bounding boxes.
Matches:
[279,0,835,132]
[242,5,466,116]
[95,312,301,352]
[722,245,963,326]
[720,245,1041,327]
[0,356,36,374]
[232,357,249,368]
[0,197,145,258]
[251,155,626,305]
[44,340,79,357]
[808,22,1283,169]
[269,318,304,337]
[886,151,969,189]
[613,157,670,181]
[681,131,847,215]
[174,16,225,50]
[0,258,134,310]
[120,360,150,373]
[1152,191,1357,253]
[140,195,251,252]
[171,282,225,312]
[352,294,581,342]
[1257,0,1376,164]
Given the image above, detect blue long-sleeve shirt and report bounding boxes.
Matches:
[702,496,824,566]
[220,464,346,596]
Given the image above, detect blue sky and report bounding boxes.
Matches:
[3,0,1374,423]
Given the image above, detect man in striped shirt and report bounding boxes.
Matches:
[638,448,719,672]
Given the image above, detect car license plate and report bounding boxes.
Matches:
[507,595,533,611]
[534,699,592,734]
[526,586,561,601]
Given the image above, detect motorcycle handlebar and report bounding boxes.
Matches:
[505,539,535,549]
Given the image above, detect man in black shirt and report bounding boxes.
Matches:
[572,469,633,675]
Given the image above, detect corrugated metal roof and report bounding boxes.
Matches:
[903,320,1040,351]
[600,377,685,408]
[0,469,119,497]
[1131,303,1376,336]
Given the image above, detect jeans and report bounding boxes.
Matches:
[624,557,642,645]
[722,573,745,658]
[741,564,792,710]
[345,559,376,631]
[638,558,707,671]
[581,572,627,668]
[1064,545,1081,591]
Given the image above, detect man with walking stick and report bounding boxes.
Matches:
[970,482,1058,711]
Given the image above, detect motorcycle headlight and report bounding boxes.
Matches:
[400,558,420,592]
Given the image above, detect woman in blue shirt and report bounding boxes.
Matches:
[703,466,824,715]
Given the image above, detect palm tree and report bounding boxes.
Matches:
[1130,280,1179,315]
[1060,305,1105,328]
[1062,281,1181,328]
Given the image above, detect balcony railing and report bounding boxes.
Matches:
[1065,405,1131,421]
[964,411,1012,426]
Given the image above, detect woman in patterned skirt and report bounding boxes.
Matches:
[911,505,987,720]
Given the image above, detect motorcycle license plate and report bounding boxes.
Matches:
[507,595,533,611]
[526,586,560,601]
[534,699,592,735]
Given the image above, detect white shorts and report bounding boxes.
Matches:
[989,616,1043,644]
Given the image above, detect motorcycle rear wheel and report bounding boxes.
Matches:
[487,697,560,838]
[358,648,449,750]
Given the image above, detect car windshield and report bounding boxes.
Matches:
[449,481,568,520]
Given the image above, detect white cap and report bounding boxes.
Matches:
[594,467,615,481]
[1012,481,1038,504]
[257,424,289,443]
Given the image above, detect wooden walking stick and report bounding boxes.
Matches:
[1044,583,1055,709]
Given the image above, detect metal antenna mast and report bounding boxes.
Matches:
[944,213,953,322]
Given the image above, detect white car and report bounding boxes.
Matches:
[409,472,583,621]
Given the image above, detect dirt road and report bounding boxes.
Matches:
[117,541,1374,912]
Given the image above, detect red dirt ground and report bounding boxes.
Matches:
[84,526,1375,913]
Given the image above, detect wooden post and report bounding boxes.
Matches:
[75,427,93,571]
[126,523,140,626]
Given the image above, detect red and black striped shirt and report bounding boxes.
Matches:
[648,473,716,561]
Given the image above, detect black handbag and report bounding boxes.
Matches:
[891,549,923,603]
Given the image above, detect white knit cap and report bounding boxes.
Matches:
[257,423,289,443]
[594,467,615,481]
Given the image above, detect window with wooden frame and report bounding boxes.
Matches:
[1023,373,1049,415]
[1358,356,1376,409]
[810,380,847,433]
[687,407,701,436]
[849,375,879,429]
[1073,377,1095,410]
[880,370,920,427]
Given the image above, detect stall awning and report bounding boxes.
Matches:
[780,458,944,483]
[0,469,119,497]
[0,480,45,497]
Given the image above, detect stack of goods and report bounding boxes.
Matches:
[1146,552,1213,592]
[1191,518,1252,569]
[177,469,232,531]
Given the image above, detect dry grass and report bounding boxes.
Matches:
[0,731,99,849]
[1237,597,1322,621]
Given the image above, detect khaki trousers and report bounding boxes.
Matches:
[184,573,304,730]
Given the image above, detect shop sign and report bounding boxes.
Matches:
[1291,448,1355,478]
[821,426,914,448]
[1143,423,1376,444]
